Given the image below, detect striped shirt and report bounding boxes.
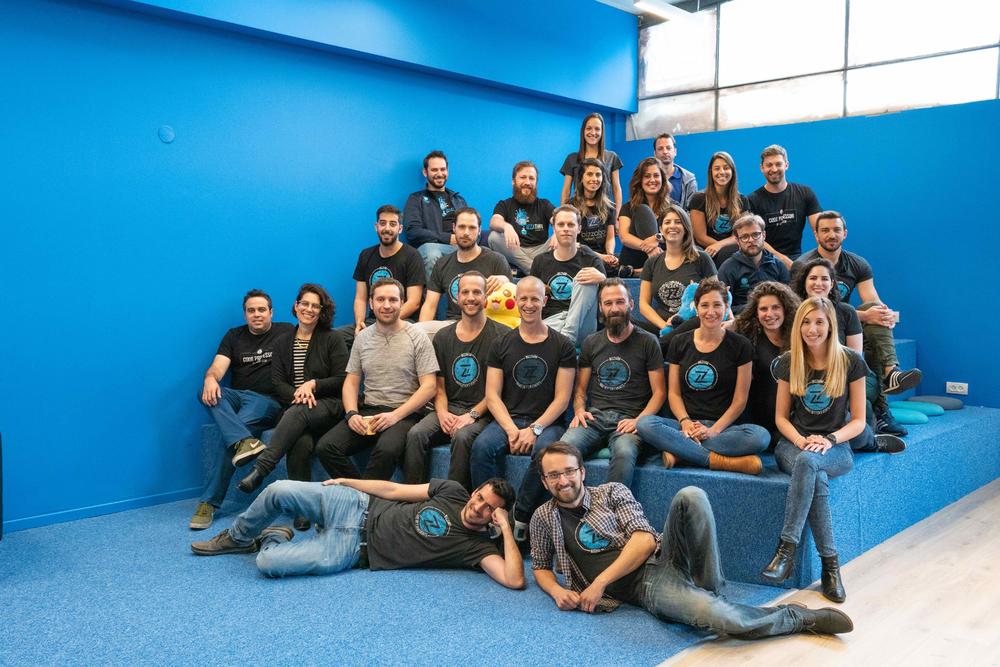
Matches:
[529,483,660,612]
[292,337,309,388]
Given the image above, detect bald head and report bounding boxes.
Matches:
[515,276,546,324]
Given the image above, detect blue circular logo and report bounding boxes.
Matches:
[416,507,450,537]
[548,274,573,301]
[714,214,732,234]
[803,381,833,414]
[597,358,630,390]
[576,521,610,552]
[449,274,462,303]
[452,353,480,386]
[513,355,548,389]
[740,276,750,287]
[369,267,392,286]
[686,362,717,391]
[837,281,850,300]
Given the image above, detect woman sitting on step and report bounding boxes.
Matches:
[636,277,770,474]
[762,296,904,602]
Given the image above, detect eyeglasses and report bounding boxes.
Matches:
[296,300,322,311]
[542,467,581,482]
[737,231,763,242]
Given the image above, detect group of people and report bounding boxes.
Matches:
[186,115,927,644]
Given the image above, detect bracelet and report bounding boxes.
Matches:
[679,417,692,424]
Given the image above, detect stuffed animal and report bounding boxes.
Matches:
[485,281,521,329]
[659,282,732,336]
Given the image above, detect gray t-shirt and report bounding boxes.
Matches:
[366,479,500,571]
[774,348,868,435]
[640,251,717,321]
[347,322,439,408]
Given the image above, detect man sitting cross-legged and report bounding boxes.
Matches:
[530,442,854,638]
[191,476,523,589]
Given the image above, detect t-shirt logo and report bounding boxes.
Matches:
[515,208,529,235]
[837,280,850,301]
[449,274,463,303]
[657,280,684,312]
[436,194,451,216]
[415,507,451,537]
[803,381,833,414]
[714,213,732,235]
[576,521,611,553]
[770,356,782,382]
[452,353,480,386]
[513,355,548,389]
[369,267,392,286]
[548,273,574,301]
[740,276,750,287]
[686,362,718,391]
[597,357,630,390]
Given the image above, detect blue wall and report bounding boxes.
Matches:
[0,0,635,530]
[614,100,1000,408]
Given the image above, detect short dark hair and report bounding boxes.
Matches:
[537,441,584,472]
[760,144,788,163]
[552,204,581,225]
[597,277,629,303]
[512,160,537,179]
[454,206,482,227]
[423,150,447,170]
[815,210,846,228]
[370,277,405,301]
[480,477,515,509]
[293,283,335,330]
[694,276,729,307]
[457,270,487,290]
[243,289,272,309]
[376,204,401,220]
[654,132,675,146]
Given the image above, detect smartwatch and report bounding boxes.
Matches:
[825,433,838,445]
[469,409,481,421]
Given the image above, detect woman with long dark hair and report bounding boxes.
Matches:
[559,112,623,214]
[688,151,750,268]
[618,157,671,275]
[570,157,620,274]
[762,297,903,601]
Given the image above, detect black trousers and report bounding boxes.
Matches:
[315,405,423,480]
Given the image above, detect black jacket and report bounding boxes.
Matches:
[271,327,348,406]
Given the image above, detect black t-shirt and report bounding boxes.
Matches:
[366,479,500,571]
[576,205,615,254]
[560,151,624,201]
[487,327,577,421]
[433,319,511,413]
[794,249,873,303]
[688,192,752,241]
[493,197,556,247]
[216,322,295,396]
[530,246,605,318]
[352,244,426,288]
[749,335,782,433]
[666,330,753,421]
[579,327,663,417]
[774,348,868,435]
[640,251,717,321]
[617,201,660,269]
[835,302,862,344]
[558,504,645,606]
[429,249,512,320]
[747,183,821,257]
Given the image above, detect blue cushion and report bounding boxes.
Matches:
[888,406,930,424]
[890,400,944,416]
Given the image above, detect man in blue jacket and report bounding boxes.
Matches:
[717,214,789,313]
[403,150,469,278]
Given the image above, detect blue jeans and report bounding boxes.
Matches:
[636,416,769,467]
[469,417,563,523]
[229,480,370,577]
[774,433,859,557]
[642,487,803,638]
[543,279,599,346]
[200,387,281,506]
[417,242,456,280]
[560,408,642,487]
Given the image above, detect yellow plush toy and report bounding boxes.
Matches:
[485,281,520,329]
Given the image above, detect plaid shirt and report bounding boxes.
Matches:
[530,483,661,612]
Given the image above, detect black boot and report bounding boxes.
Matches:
[761,539,797,583]
[821,554,847,603]
[237,466,265,494]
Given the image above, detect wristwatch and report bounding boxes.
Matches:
[531,423,544,437]
[468,409,481,421]
[345,410,360,420]
[825,433,838,444]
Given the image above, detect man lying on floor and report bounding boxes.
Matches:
[530,442,854,638]
[191,477,525,589]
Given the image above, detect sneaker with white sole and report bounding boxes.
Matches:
[189,502,215,530]
[231,438,267,467]
[883,367,922,394]
[874,434,906,454]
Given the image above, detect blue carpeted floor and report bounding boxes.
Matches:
[0,500,784,666]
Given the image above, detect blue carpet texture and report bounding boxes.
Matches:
[0,500,782,666]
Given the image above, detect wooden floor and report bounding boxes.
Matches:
[664,478,1000,667]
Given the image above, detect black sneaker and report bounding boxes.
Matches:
[875,412,908,437]
[293,516,311,532]
[231,438,267,467]
[191,528,258,556]
[874,434,906,454]
[617,265,634,278]
[883,366,922,394]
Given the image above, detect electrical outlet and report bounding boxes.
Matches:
[946,382,968,395]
